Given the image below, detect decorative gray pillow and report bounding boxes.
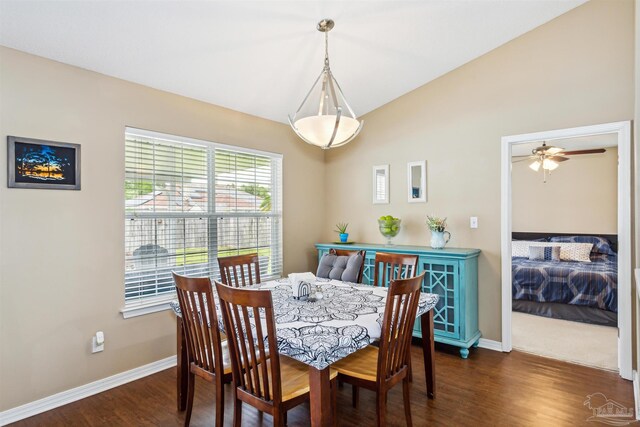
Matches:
[528,245,561,261]
[316,253,363,283]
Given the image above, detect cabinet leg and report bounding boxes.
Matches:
[459,347,469,359]
[472,340,480,348]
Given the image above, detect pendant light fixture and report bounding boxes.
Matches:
[288,19,363,149]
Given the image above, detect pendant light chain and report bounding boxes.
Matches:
[324,31,330,69]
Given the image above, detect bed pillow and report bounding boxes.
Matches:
[528,245,561,261]
[512,241,550,258]
[553,242,594,262]
[549,235,616,256]
[512,240,592,262]
[316,253,363,282]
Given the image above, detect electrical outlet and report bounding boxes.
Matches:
[470,217,478,229]
[92,332,105,353]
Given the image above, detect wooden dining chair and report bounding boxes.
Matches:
[332,273,425,427]
[218,253,261,287]
[172,272,233,427]
[372,252,418,287]
[215,281,338,427]
[329,248,366,283]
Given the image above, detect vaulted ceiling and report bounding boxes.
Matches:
[0,0,586,124]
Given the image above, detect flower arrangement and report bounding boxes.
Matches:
[426,215,447,232]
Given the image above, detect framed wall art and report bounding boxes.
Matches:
[407,160,426,203]
[8,136,81,190]
[372,164,389,204]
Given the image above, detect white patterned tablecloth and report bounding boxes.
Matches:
[171,278,439,370]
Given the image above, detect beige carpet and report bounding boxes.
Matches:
[511,311,617,371]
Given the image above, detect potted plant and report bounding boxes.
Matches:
[426,215,451,249]
[334,222,349,243]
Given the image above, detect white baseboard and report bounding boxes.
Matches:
[634,370,640,420]
[0,356,176,426]
[477,338,503,352]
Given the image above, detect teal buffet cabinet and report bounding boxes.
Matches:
[315,243,481,358]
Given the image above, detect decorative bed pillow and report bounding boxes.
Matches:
[553,242,594,262]
[512,240,592,262]
[549,235,616,256]
[512,241,549,258]
[316,253,363,282]
[528,245,561,261]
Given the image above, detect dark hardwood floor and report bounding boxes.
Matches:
[10,344,633,426]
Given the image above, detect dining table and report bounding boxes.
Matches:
[171,277,439,427]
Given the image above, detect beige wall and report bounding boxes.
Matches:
[1,0,637,413]
[512,148,618,234]
[0,47,325,410]
[323,0,634,342]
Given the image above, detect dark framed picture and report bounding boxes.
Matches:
[8,136,81,190]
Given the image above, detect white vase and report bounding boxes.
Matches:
[430,230,451,249]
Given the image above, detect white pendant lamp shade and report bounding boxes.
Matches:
[288,19,363,149]
[542,158,559,171]
[293,115,361,148]
[529,156,559,172]
[529,160,541,172]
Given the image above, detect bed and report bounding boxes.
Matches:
[511,232,618,327]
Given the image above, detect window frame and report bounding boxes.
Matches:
[121,128,283,318]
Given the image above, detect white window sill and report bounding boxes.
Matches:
[120,295,177,319]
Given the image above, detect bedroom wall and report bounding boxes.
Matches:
[323,0,634,343]
[0,46,325,410]
[512,147,618,234]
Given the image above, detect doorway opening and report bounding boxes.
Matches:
[501,121,632,379]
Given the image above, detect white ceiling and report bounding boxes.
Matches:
[0,0,586,124]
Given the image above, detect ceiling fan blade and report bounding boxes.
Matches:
[546,147,564,154]
[563,148,606,155]
[547,155,570,162]
[512,157,534,163]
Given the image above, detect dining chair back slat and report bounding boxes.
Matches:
[174,274,224,378]
[378,273,424,382]
[333,272,425,427]
[216,282,282,404]
[215,281,337,426]
[373,252,418,287]
[173,273,229,426]
[218,254,261,288]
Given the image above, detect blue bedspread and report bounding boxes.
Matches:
[512,255,617,312]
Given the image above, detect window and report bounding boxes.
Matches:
[123,128,282,315]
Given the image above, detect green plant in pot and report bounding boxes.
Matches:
[427,215,451,249]
[335,222,349,243]
[378,215,401,245]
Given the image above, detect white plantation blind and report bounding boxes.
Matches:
[124,128,283,306]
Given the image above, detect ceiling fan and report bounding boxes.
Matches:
[512,142,606,182]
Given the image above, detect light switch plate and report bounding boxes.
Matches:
[470,217,478,229]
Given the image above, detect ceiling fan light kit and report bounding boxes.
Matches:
[288,19,363,149]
